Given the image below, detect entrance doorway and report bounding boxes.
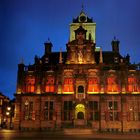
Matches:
[77,112,84,119]
[75,104,85,119]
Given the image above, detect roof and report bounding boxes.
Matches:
[40,51,122,65]
[72,11,93,23]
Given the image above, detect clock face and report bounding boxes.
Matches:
[79,16,86,22]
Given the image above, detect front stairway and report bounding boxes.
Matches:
[74,119,87,128]
[63,128,93,135]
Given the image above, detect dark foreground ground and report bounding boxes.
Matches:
[0,129,140,140]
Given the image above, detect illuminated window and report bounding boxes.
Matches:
[63,78,74,93]
[45,77,54,92]
[24,101,35,120]
[88,77,99,93]
[44,101,54,120]
[105,101,120,121]
[127,77,138,93]
[25,76,35,93]
[88,101,99,121]
[127,100,140,121]
[107,77,119,93]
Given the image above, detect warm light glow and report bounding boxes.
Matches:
[6,112,10,116]
[127,77,138,93]
[63,78,74,93]
[7,107,11,111]
[36,85,41,94]
[45,77,55,92]
[107,77,119,93]
[25,76,35,93]
[0,99,2,106]
[75,104,85,119]
[17,88,21,94]
[31,86,35,92]
[87,78,99,94]
[45,85,54,92]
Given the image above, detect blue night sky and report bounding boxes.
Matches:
[0,0,140,99]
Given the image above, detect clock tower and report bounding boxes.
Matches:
[70,10,96,42]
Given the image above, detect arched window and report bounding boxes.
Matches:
[78,85,84,93]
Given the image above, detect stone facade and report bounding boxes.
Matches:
[14,10,140,132]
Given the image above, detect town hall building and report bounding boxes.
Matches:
[14,10,140,132]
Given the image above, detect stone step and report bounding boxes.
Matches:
[63,128,93,135]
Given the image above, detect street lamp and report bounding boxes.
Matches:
[6,112,10,116]
[7,107,11,111]
[6,106,12,129]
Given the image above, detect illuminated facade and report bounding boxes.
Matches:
[14,10,140,132]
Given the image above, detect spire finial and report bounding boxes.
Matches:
[82,3,84,12]
[47,37,50,42]
[100,47,103,63]
[114,36,116,40]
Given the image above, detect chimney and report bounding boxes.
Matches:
[44,38,53,54]
[111,36,120,53]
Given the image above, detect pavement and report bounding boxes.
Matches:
[0,129,140,140]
